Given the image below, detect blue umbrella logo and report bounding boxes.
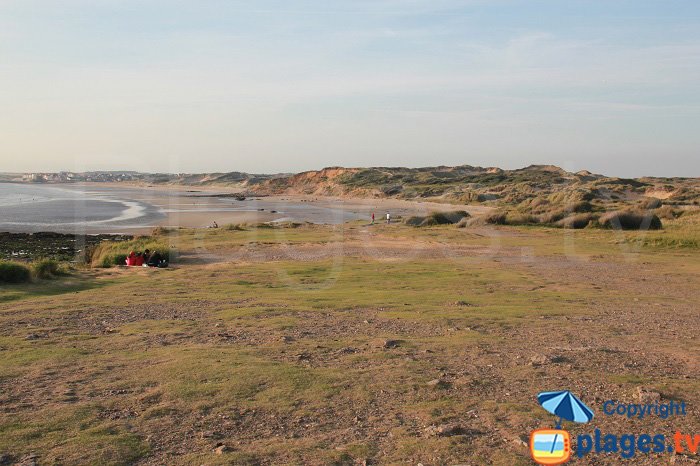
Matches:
[538,390,594,429]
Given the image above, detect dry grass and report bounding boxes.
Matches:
[599,210,662,230]
[1,222,698,464]
[555,213,596,229]
[405,211,469,227]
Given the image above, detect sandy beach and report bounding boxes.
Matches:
[1,182,492,234]
[86,182,493,230]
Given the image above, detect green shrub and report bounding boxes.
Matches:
[556,213,595,229]
[504,213,540,225]
[528,197,550,209]
[0,261,32,284]
[483,211,507,225]
[404,216,426,226]
[433,210,470,224]
[599,210,662,230]
[151,226,177,236]
[32,258,63,279]
[224,223,246,231]
[405,211,469,227]
[419,217,438,227]
[539,209,568,224]
[99,253,129,268]
[567,201,594,213]
[90,237,175,268]
[461,211,507,227]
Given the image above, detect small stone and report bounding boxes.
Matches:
[213,445,228,455]
[426,423,468,437]
[512,436,528,447]
[635,387,661,403]
[529,354,549,367]
[383,339,401,349]
[426,379,450,389]
[281,335,294,343]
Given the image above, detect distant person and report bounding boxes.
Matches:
[371,212,375,224]
[386,212,391,224]
[146,251,168,268]
[211,221,218,228]
[134,252,144,267]
[125,251,136,266]
[143,249,151,267]
[147,251,163,267]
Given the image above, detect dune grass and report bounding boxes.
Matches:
[89,237,176,267]
[0,261,32,284]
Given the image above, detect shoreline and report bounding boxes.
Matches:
[2,181,492,235]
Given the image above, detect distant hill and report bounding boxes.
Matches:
[246,165,699,208]
[9,165,700,213]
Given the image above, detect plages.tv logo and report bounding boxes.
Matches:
[530,390,594,465]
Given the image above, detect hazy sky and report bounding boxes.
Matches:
[1,0,699,177]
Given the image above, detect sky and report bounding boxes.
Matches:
[0,0,699,177]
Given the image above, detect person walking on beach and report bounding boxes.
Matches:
[386,212,391,224]
[371,212,375,224]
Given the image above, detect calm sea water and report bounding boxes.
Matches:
[0,183,371,233]
[0,183,162,233]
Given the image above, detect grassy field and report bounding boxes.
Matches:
[0,220,698,465]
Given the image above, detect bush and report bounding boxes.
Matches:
[404,216,426,226]
[99,253,129,268]
[151,226,178,236]
[504,213,540,225]
[599,210,662,230]
[655,205,680,220]
[567,201,594,213]
[90,237,175,268]
[556,213,595,229]
[419,217,438,227]
[0,261,32,284]
[460,211,507,227]
[539,209,568,224]
[528,197,550,209]
[639,198,662,209]
[224,223,246,231]
[32,258,63,279]
[430,211,470,224]
[405,211,470,227]
[483,211,507,225]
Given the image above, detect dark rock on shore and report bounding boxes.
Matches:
[0,232,133,262]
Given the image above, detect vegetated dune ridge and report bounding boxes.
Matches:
[13,165,700,205]
[248,165,700,205]
[11,165,700,227]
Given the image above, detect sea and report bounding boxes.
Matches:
[0,183,370,234]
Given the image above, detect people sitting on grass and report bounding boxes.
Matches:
[147,250,164,267]
[125,249,168,268]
